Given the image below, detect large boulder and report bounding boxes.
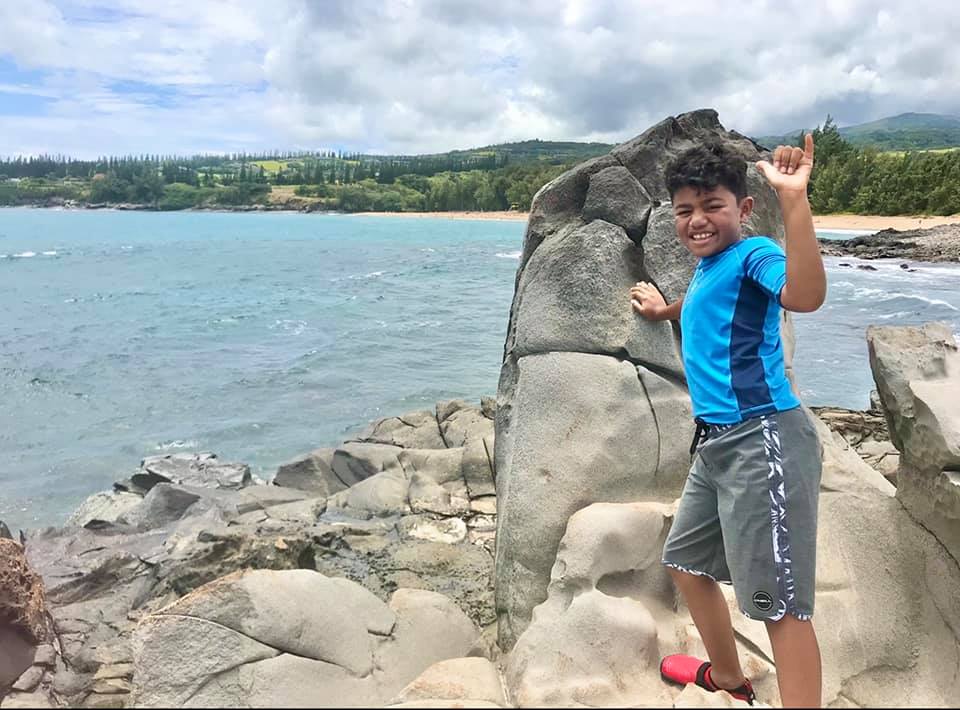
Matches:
[867,322,960,561]
[495,109,791,649]
[130,570,481,707]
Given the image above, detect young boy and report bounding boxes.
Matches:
[630,135,826,707]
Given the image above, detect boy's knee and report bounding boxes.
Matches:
[764,613,814,632]
[666,566,713,587]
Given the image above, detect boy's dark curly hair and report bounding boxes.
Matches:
[664,140,748,202]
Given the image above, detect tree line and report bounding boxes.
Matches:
[3,121,960,215]
[801,117,960,215]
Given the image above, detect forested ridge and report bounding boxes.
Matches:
[2,117,959,215]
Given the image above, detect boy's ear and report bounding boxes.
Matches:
[738,196,754,224]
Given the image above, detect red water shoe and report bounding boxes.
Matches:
[660,654,756,705]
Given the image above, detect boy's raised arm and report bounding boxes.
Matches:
[755,134,827,313]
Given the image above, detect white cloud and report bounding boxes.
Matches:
[0,0,959,156]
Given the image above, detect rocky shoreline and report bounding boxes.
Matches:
[0,393,908,709]
[819,222,960,263]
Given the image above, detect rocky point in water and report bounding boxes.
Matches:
[819,222,960,263]
[3,109,960,708]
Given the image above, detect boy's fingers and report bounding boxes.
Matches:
[790,147,804,171]
[804,133,815,161]
[773,146,783,169]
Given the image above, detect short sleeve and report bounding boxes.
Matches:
[742,238,786,304]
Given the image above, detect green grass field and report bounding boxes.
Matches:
[249,160,287,173]
[881,147,960,157]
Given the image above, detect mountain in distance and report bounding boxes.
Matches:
[405,139,615,165]
[431,113,960,166]
[752,112,960,152]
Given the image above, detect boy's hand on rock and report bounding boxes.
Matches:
[756,133,814,195]
[631,282,667,320]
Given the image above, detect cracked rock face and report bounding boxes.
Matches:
[130,569,481,708]
[494,109,793,650]
[867,322,960,563]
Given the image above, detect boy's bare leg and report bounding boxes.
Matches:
[765,616,822,708]
[669,569,746,689]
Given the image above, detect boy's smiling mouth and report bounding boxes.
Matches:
[689,231,715,242]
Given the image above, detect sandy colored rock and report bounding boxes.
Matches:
[494,352,691,648]
[867,322,960,560]
[131,570,480,708]
[397,516,468,545]
[64,491,143,528]
[353,409,447,450]
[673,684,757,708]
[0,690,55,708]
[328,466,412,516]
[506,503,677,707]
[391,657,506,706]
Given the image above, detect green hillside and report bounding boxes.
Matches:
[753,112,960,152]
[443,139,614,164]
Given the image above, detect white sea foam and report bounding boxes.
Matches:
[348,270,385,280]
[13,251,35,258]
[876,311,914,319]
[269,319,307,335]
[42,250,57,256]
[815,228,876,237]
[496,250,521,259]
[155,439,199,451]
[853,287,958,310]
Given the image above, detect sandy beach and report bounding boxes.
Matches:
[812,213,960,231]
[351,210,529,221]
[351,210,960,231]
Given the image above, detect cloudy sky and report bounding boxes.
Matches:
[1,0,958,158]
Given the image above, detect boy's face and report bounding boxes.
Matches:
[671,185,754,258]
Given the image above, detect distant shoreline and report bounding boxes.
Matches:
[351,211,960,231]
[350,210,528,221]
[3,204,959,232]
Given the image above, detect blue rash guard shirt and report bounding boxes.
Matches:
[680,236,800,425]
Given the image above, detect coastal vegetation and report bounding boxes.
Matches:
[803,117,960,215]
[2,114,959,215]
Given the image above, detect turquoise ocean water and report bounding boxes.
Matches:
[1,209,958,532]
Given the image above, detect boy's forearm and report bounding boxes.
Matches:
[778,191,826,312]
[660,298,683,321]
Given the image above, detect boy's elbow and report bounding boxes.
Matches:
[780,287,826,313]
[785,299,823,313]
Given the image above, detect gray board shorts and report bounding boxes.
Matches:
[662,406,822,621]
